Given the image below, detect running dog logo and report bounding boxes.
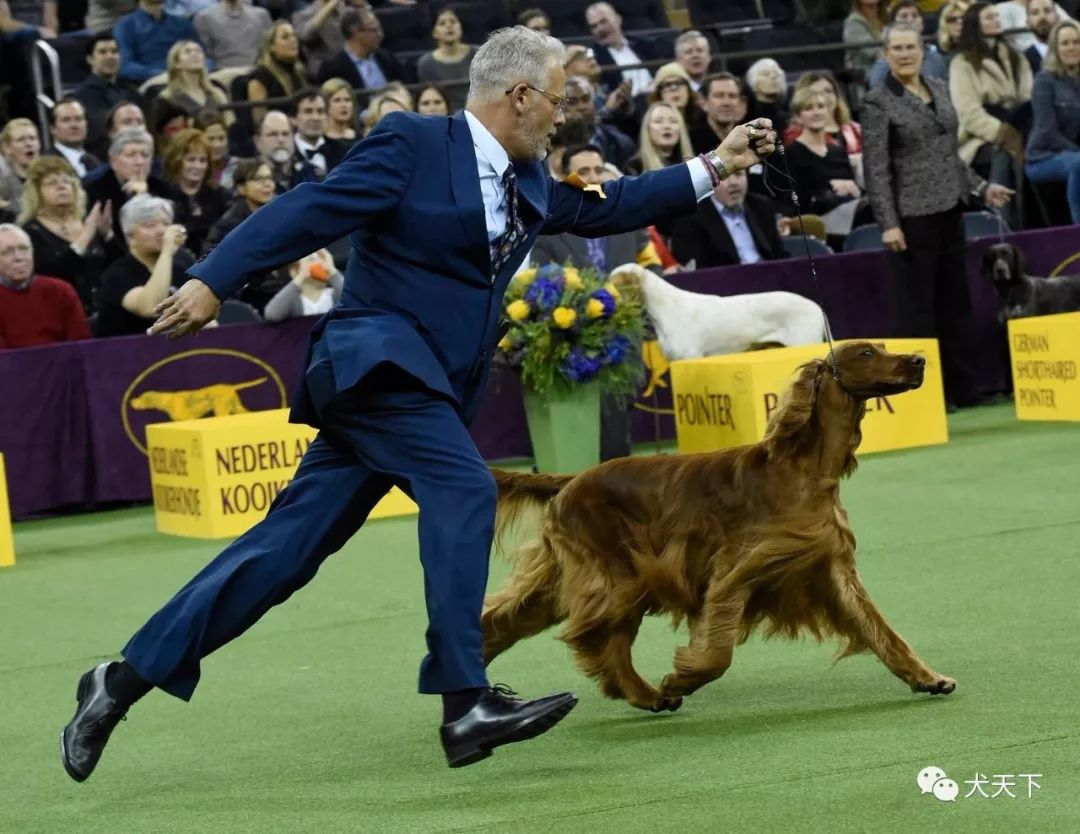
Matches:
[129,379,268,422]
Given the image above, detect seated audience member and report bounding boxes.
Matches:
[626,101,693,175]
[317,7,400,91]
[45,99,102,179]
[321,78,358,141]
[689,73,746,154]
[163,128,225,254]
[671,169,787,268]
[87,100,148,163]
[291,0,347,79]
[415,84,450,116]
[936,1,968,60]
[784,71,864,179]
[746,58,790,127]
[674,30,712,93]
[544,116,592,179]
[0,119,41,222]
[868,1,950,86]
[564,76,637,172]
[203,159,289,311]
[645,63,703,145]
[0,224,91,348]
[417,7,477,111]
[86,0,137,33]
[248,20,307,127]
[518,7,551,34]
[149,98,193,156]
[96,195,191,338]
[84,127,171,246]
[997,0,1074,56]
[114,0,205,85]
[360,91,409,137]
[1026,20,1080,222]
[586,2,653,96]
[1024,0,1060,73]
[193,108,235,188]
[291,89,349,184]
[75,35,145,161]
[19,157,113,313]
[149,40,232,130]
[263,249,343,322]
[194,0,272,69]
[843,0,887,79]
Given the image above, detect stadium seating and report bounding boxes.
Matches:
[782,235,832,258]
[843,223,885,252]
[375,4,435,54]
[449,1,516,47]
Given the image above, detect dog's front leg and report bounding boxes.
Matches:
[659,585,749,699]
[830,564,955,695]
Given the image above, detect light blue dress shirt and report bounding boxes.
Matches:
[712,196,762,264]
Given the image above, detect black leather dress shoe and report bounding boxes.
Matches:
[440,684,578,768]
[60,662,129,782]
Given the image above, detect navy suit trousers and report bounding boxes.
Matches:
[122,338,495,700]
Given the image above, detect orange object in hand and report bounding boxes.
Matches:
[308,261,330,282]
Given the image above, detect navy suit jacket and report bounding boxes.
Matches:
[190,111,698,426]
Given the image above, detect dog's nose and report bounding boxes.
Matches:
[910,355,926,368]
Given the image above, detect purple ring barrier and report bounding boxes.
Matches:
[1,227,1074,519]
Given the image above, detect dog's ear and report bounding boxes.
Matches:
[762,359,827,459]
[1010,245,1026,276]
[982,246,999,275]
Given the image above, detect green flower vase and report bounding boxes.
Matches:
[522,383,602,474]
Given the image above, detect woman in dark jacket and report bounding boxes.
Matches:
[862,22,1012,408]
[1025,21,1080,223]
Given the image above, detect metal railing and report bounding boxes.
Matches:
[30,38,63,151]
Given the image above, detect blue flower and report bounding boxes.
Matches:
[589,289,616,319]
[604,335,631,366]
[525,277,563,312]
[535,263,563,283]
[561,348,603,382]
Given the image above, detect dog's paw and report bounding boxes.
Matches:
[913,676,956,695]
[634,695,683,713]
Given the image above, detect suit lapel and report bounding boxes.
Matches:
[512,159,547,223]
[887,72,951,133]
[700,200,738,262]
[447,113,491,266]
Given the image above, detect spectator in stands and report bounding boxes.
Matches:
[360,90,409,136]
[585,2,653,97]
[263,249,343,321]
[317,7,400,90]
[0,119,41,221]
[1024,0,1061,72]
[671,169,787,268]
[85,127,171,245]
[115,0,205,84]
[868,1,949,85]
[149,40,232,130]
[863,22,1011,408]
[518,8,551,34]
[1025,20,1080,221]
[94,102,151,167]
[689,73,744,154]
[18,157,112,312]
[950,1,1032,226]
[193,109,234,187]
[292,0,351,79]
[936,0,969,57]
[997,0,1074,55]
[86,0,137,33]
[1,1,58,37]
[290,89,349,184]
[647,63,703,133]
[321,78,358,140]
[166,0,215,16]
[75,35,144,160]
[0,224,91,348]
[627,102,693,175]
[44,100,102,180]
[237,110,293,192]
[544,115,592,179]
[746,59,790,128]
[416,84,450,116]
[248,19,307,126]
[383,80,414,111]
[418,8,477,112]
[563,76,636,172]
[194,0,272,69]
[96,195,191,337]
[163,128,225,254]
[563,44,603,92]
[785,72,864,171]
[149,98,193,155]
[843,0,887,79]
[674,30,712,93]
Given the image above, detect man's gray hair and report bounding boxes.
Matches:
[746,58,787,98]
[120,193,174,237]
[0,222,31,247]
[881,21,924,49]
[467,26,566,104]
[675,30,709,53]
[109,126,154,158]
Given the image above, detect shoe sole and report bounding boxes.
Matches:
[59,669,96,783]
[445,695,578,768]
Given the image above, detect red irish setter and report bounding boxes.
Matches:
[483,341,955,712]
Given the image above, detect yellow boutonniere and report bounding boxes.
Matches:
[552,306,577,329]
[507,299,531,321]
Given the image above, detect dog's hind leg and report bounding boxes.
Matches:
[482,541,563,665]
[827,563,955,696]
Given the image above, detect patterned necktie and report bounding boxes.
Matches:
[491,165,526,275]
[585,236,607,273]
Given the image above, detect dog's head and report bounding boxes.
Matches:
[982,243,1026,291]
[828,341,926,400]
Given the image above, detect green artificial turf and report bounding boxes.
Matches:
[1,403,1078,833]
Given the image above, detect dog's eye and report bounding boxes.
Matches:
[860,349,874,358]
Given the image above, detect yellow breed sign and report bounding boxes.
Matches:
[0,453,13,567]
[146,409,417,539]
[1007,312,1080,421]
[670,339,948,455]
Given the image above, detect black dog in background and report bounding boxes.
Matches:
[982,243,1080,321]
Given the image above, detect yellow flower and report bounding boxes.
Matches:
[514,268,537,288]
[586,298,606,319]
[552,306,577,329]
[604,282,621,300]
[498,335,512,351]
[563,267,583,290]
[507,299,531,321]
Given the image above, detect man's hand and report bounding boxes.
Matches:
[148,279,221,339]
[985,183,1014,208]
[715,120,777,175]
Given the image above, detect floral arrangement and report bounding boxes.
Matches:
[497,262,645,399]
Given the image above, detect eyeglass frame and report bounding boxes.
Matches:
[504,83,568,115]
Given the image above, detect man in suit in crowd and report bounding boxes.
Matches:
[60,25,776,779]
[44,99,102,179]
[289,89,349,186]
[317,7,401,92]
[585,2,653,95]
[1024,0,1059,73]
[671,169,787,268]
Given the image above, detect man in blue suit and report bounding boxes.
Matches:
[61,26,776,777]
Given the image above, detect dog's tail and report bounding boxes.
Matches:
[491,469,573,553]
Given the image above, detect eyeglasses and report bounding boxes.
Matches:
[0,244,31,257]
[658,80,688,92]
[505,84,567,115]
[945,15,962,23]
